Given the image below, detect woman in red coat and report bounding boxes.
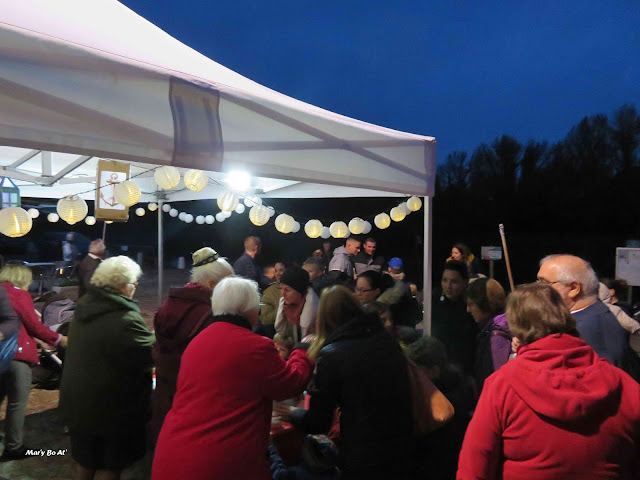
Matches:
[152,276,313,480]
[150,247,234,443]
[457,283,640,480]
[0,265,67,459]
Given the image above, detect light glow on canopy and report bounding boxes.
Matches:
[226,171,251,192]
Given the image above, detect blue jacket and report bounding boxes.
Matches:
[572,300,628,367]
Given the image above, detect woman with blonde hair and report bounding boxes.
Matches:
[150,247,233,442]
[60,256,155,480]
[0,264,67,459]
[284,286,414,480]
[457,283,640,479]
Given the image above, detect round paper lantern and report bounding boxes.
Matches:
[291,221,300,233]
[0,207,33,237]
[221,210,232,219]
[390,206,406,222]
[249,205,270,226]
[169,208,178,217]
[400,202,411,215]
[162,203,171,213]
[27,208,40,219]
[320,226,331,239]
[407,196,422,212]
[178,212,186,221]
[154,166,180,190]
[47,213,59,223]
[244,196,262,208]
[235,204,245,214]
[183,169,207,192]
[329,221,348,239]
[304,220,323,238]
[148,202,158,212]
[217,192,239,212]
[267,206,275,218]
[362,221,372,234]
[195,215,205,225]
[275,214,295,234]
[85,216,96,226]
[184,214,194,223]
[57,195,88,225]
[113,180,141,207]
[348,217,366,235]
[135,208,145,217]
[205,215,215,224]
[215,212,225,223]
[344,230,350,238]
[374,213,391,229]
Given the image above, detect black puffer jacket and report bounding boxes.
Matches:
[290,314,414,480]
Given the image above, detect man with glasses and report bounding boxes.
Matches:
[537,254,627,367]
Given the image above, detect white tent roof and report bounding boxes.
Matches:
[0,0,436,199]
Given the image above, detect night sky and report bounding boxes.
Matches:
[119,0,640,164]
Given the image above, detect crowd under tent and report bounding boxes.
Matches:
[0,0,437,331]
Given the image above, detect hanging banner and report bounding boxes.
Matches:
[95,160,130,222]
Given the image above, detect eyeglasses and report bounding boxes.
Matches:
[537,278,562,286]
[129,282,139,288]
[355,288,375,294]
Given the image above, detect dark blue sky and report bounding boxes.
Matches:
[121,0,640,164]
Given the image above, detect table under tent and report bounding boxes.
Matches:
[0,0,436,332]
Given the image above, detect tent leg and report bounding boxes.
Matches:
[423,197,432,336]
[157,199,163,306]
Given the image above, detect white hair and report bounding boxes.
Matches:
[190,248,234,286]
[90,255,141,289]
[540,254,599,298]
[211,276,260,316]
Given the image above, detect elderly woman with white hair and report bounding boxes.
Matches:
[152,276,314,480]
[60,256,155,480]
[150,247,234,442]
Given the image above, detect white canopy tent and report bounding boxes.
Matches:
[0,0,436,331]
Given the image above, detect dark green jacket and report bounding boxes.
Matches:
[60,286,155,435]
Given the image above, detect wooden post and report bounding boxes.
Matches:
[499,224,515,292]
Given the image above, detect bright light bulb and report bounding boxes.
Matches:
[226,171,251,192]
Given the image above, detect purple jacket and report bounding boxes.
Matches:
[490,314,512,372]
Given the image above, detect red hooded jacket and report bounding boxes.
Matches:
[457,333,640,480]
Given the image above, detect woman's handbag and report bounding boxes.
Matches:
[405,355,455,435]
[0,332,19,374]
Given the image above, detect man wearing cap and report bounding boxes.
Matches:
[275,265,319,343]
[352,237,385,276]
[379,258,420,327]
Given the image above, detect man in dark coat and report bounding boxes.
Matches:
[233,236,269,289]
[77,239,105,297]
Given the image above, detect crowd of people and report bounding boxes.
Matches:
[0,236,638,479]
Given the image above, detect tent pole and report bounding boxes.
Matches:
[423,196,432,336]
[157,199,163,306]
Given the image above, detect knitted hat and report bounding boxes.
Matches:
[280,265,309,295]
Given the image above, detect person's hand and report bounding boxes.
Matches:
[301,334,316,344]
[273,402,296,419]
[511,336,521,354]
[59,336,69,348]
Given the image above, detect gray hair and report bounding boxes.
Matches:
[90,256,141,289]
[540,254,599,299]
[211,276,260,316]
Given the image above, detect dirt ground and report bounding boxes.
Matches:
[0,269,190,480]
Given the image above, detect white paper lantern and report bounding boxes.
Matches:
[344,230,350,238]
[135,208,145,217]
[183,169,207,192]
[57,195,88,225]
[195,215,205,225]
[184,214,194,223]
[47,213,59,223]
[244,196,262,208]
[374,213,391,229]
[400,202,411,215]
[235,204,245,214]
[222,210,232,219]
[267,206,275,217]
[304,220,323,238]
[362,221,372,234]
[148,202,158,212]
[178,212,186,221]
[390,206,406,222]
[348,217,366,235]
[217,192,239,212]
[320,226,331,239]
[154,166,180,190]
[407,196,422,212]
[215,212,225,223]
[169,208,178,217]
[291,221,301,233]
[85,216,96,226]
[329,221,348,238]
[205,215,215,224]
[249,205,270,226]
[27,208,40,219]
[275,214,295,234]
[0,207,33,237]
[113,180,141,207]
[162,203,171,212]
